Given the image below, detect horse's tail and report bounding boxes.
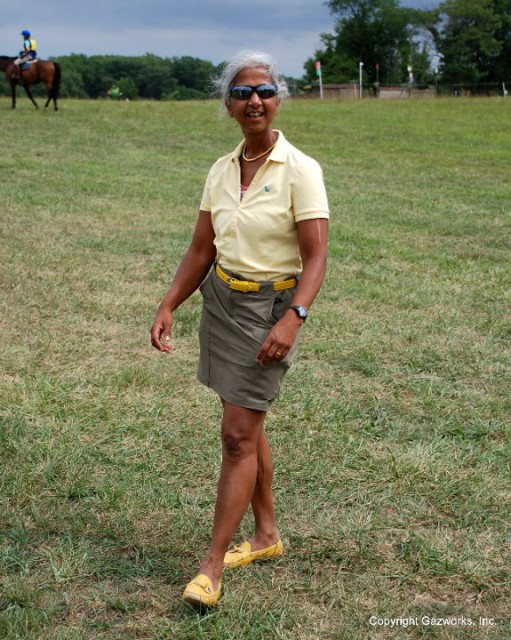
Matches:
[51,62,61,99]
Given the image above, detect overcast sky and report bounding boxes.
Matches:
[1,0,435,77]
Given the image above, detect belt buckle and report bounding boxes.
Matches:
[229,279,259,293]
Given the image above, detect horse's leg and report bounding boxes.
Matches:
[43,93,57,110]
[23,85,39,109]
[44,80,59,111]
[10,81,16,109]
[44,80,51,109]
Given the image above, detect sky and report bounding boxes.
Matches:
[1,0,434,78]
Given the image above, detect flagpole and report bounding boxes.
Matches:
[315,61,323,99]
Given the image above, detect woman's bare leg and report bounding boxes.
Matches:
[196,401,266,588]
[249,429,280,549]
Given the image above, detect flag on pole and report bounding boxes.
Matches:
[315,61,323,99]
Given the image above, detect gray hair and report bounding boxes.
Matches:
[213,50,289,106]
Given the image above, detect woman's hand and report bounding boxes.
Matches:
[150,210,216,355]
[150,306,174,354]
[256,310,302,365]
[256,218,328,366]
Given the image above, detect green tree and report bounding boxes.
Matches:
[131,55,176,99]
[54,60,87,98]
[118,77,139,100]
[47,53,218,100]
[171,56,217,93]
[493,0,511,81]
[304,34,362,84]
[437,0,504,83]
[304,0,436,85]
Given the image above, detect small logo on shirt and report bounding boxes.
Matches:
[264,185,270,192]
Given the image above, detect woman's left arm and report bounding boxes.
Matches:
[256,218,328,365]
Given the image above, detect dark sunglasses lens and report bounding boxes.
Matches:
[256,84,277,98]
[230,86,252,100]
[230,84,278,100]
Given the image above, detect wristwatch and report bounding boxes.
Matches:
[290,305,308,322]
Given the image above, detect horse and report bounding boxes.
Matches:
[0,56,61,110]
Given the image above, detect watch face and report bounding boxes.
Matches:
[291,305,308,320]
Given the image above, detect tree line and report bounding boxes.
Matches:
[54,54,221,100]
[1,0,509,100]
[0,54,222,100]
[303,0,511,88]
[0,52,300,101]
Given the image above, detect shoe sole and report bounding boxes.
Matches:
[224,543,284,568]
[183,591,220,607]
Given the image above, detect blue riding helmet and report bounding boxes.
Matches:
[21,30,31,37]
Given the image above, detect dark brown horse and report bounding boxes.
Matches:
[0,56,61,110]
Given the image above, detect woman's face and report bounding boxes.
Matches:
[226,67,280,136]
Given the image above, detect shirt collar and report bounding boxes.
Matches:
[230,129,288,164]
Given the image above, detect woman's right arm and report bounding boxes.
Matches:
[150,210,216,353]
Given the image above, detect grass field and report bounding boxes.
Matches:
[1,95,510,639]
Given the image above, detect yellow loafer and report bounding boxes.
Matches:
[182,574,222,607]
[224,540,284,568]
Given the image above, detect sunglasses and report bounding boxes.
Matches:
[229,84,278,100]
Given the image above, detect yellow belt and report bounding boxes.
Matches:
[215,264,297,293]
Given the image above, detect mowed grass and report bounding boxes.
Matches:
[0,95,510,639]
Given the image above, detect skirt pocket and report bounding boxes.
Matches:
[269,287,295,324]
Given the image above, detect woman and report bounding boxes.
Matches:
[150,50,329,607]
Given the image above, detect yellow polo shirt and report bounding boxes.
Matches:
[200,130,329,281]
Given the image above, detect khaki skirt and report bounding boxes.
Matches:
[197,265,301,411]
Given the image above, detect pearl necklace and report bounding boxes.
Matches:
[242,138,278,162]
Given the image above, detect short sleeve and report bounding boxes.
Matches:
[292,157,329,222]
[199,168,212,212]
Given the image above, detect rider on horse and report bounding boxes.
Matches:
[13,30,37,81]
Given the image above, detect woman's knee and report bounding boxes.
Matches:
[221,429,254,460]
[221,406,264,460]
